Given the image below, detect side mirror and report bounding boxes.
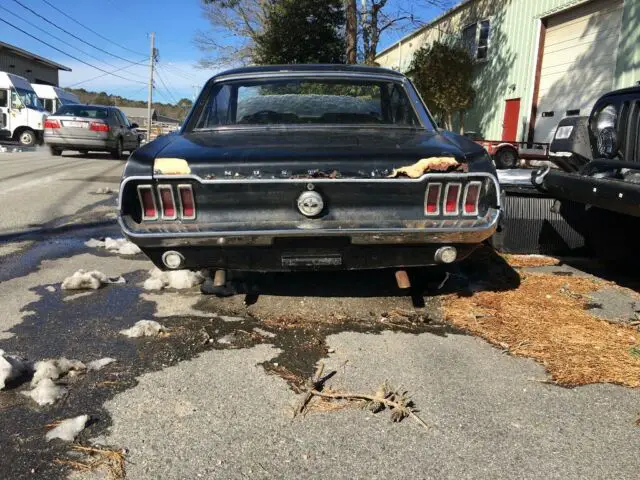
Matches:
[130,123,139,129]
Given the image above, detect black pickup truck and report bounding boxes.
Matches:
[532,85,640,259]
[118,65,500,278]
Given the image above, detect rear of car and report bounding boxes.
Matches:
[118,66,501,272]
[44,105,115,155]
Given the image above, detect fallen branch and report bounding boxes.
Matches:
[295,364,430,431]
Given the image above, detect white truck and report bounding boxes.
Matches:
[0,72,47,146]
[32,83,80,114]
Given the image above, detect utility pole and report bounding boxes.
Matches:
[146,32,155,140]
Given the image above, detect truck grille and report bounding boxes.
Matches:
[618,100,640,163]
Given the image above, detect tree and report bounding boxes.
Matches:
[345,0,357,63]
[358,0,454,65]
[177,98,194,110]
[196,0,272,67]
[254,0,345,64]
[409,41,475,132]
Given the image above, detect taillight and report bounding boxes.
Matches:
[158,185,177,219]
[137,185,158,220]
[424,183,442,215]
[90,122,110,132]
[463,181,481,215]
[44,119,60,129]
[443,183,461,215]
[178,185,196,219]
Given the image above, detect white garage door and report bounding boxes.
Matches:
[534,0,623,143]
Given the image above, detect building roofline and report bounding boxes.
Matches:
[375,0,474,59]
[0,40,72,71]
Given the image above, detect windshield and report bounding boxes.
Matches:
[12,88,44,110]
[55,105,109,119]
[192,78,421,130]
[60,97,79,106]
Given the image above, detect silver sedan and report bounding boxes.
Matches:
[44,104,141,158]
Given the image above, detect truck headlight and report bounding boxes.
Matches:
[593,104,617,158]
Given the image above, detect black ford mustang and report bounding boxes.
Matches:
[119,65,500,276]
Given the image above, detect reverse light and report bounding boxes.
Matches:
[443,183,461,215]
[137,185,158,220]
[44,119,60,129]
[463,182,481,215]
[424,183,442,215]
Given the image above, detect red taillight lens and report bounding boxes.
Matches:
[178,185,196,219]
[89,122,110,132]
[424,183,442,215]
[444,183,461,215]
[44,119,60,129]
[158,185,176,219]
[463,182,481,215]
[137,185,157,220]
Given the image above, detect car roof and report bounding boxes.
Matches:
[216,64,405,78]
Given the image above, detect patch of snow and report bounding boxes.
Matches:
[0,350,30,390]
[253,327,276,338]
[31,358,86,386]
[119,320,167,338]
[22,378,67,406]
[46,415,89,442]
[45,285,56,293]
[85,237,141,256]
[219,315,244,323]
[95,187,115,194]
[61,270,125,290]
[87,358,116,371]
[143,268,204,291]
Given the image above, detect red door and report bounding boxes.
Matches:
[502,98,520,141]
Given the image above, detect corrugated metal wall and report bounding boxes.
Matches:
[377,0,639,141]
[0,48,59,86]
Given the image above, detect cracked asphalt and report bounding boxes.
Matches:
[1,151,639,480]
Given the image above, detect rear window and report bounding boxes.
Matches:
[193,79,419,129]
[55,105,109,119]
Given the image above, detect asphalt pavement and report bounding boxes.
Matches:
[0,150,639,480]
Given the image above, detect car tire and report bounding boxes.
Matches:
[110,138,123,159]
[49,146,62,156]
[494,148,518,169]
[17,129,37,147]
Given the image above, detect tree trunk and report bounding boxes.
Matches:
[445,112,453,131]
[459,110,465,135]
[346,0,357,64]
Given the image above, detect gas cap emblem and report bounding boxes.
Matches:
[297,191,324,217]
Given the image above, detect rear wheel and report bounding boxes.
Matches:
[110,138,123,159]
[17,129,37,147]
[494,148,518,169]
[49,146,62,156]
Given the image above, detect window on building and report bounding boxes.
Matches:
[477,20,490,60]
[461,19,490,61]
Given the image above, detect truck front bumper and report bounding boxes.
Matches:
[532,167,640,217]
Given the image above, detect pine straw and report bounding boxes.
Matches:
[501,254,561,268]
[54,445,126,480]
[443,273,640,387]
[302,388,364,414]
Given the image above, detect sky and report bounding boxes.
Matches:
[0,0,451,103]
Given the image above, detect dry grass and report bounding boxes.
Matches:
[443,273,640,387]
[55,445,126,480]
[303,388,364,414]
[501,254,561,268]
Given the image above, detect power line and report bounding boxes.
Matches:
[39,0,147,58]
[155,68,180,104]
[0,5,146,82]
[0,18,147,85]
[10,0,141,66]
[66,60,148,88]
[161,63,197,80]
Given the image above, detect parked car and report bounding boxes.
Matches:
[44,104,140,158]
[531,85,640,261]
[118,65,501,286]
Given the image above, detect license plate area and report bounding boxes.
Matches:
[63,121,88,128]
[281,254,343,268]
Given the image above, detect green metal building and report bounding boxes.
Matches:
[376,0,639,144]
